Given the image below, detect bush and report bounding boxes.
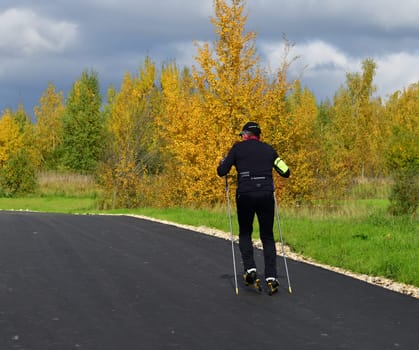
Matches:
[386,123,418,216]
[0,151,37,196]
[388,166,418,216]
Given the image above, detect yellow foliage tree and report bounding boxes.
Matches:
[193,0,265,141]
[99,58,161,208]
[159,63,209,205]
[0,109,24,167]
[350,59,385,177]
[33,82,65,168]
[0,106,38,195]
[259,39,314,203]
[11,103,41,170]
[395,84,419,132]
[384,83,419,215]
[280,81,320,204]
[323,59,385,198]
[158,0,304,206]
[190,0,268,205]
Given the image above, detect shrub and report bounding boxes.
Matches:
[0,151,37,196]
[388,166,418,216]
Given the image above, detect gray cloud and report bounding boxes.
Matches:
[0,0,418,114]
[0,8,78,57]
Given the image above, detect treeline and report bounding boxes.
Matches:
[0,0,417,215]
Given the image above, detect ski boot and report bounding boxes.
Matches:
[243,268,262,292]
[266,278,279,295]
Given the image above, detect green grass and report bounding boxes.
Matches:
[281,211,418,286]
[0,195,97,213]
[0,174,417,288]
[0,172,99,213]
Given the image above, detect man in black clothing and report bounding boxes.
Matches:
[217,122,290,294]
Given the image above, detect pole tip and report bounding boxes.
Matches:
[288,287,292,294]
[235,288,239,295]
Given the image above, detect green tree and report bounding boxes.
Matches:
[316,98,334,136]
[13,103,30,133]
[61,70,104,172]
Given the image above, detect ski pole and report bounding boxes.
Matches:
[225,176,239,295]
[273,192,292,294]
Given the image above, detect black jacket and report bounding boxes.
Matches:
[217,139,290,194]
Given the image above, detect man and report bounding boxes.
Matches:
[217,122,290,294]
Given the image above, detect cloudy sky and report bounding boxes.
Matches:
[1,0,419,116]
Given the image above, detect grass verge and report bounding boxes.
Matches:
[0,196,97,213]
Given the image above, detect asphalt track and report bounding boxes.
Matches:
[0,211,417,350]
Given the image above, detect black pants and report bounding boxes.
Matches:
[236,191,277,279]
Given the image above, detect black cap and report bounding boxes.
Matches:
[239,122,261,136]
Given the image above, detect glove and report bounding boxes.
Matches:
[274,157,289,177]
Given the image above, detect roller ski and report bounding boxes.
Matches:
[243,268,262,292]
[266,278,279,296]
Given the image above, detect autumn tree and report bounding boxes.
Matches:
[161,0,268,205]
[11,104,43,171]
[157,0,303,206]
[349,59,385,177]
[98,58,161,208]
[0,149,37,196]
[278,81,320,204]
[34,82,65,169]
[384,83,419,215]
[0,109,36,196]
[61,70,104,172]
[159,63,206,205]
[194,0,266,139]
[323,59,385,197]
[13,103,30,133]
[256,36,319,204]
[0,109,23,168]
